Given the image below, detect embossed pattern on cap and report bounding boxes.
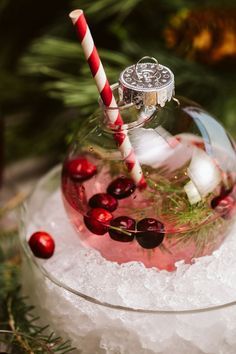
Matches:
[119,59,175,108]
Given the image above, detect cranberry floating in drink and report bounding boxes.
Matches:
[109,216,136,242]
[107,177,136,199]
[61,56,236,271]
[84,208,113,235]
[65,157,97,182]
[136,218,164,249]
[89,193,118,212]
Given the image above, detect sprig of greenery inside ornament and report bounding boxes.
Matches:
[146,172,214,227]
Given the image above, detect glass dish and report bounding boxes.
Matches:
[19,166,236,354]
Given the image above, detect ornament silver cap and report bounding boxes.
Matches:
[119,56,175,108]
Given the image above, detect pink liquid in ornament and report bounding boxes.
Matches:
[61,136,234,271]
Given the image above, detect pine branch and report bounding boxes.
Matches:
[1,272,76,353]
[72,0,142,20]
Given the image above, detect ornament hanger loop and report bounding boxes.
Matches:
[135,56,159,81]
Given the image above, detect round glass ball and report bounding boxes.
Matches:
[61,94,236,271]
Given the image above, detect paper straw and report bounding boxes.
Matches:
[69,9,146,188]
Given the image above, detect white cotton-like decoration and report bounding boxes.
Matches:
[129,127,191,170]
[186,149,221,202]
[130,127,172,166]
[184,180,202,205]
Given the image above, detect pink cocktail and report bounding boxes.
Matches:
[61,101,236,271]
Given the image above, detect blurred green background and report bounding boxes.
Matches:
[1,0,236,172]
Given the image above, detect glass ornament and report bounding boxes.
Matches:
[61,58,236,271]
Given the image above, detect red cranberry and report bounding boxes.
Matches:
[109,216,136,242]
[65,157,97,182]
[136,218,164,249]
[107,177,136,199]
[89,193,118,212]
[192,140,205,149]
[29,231,55,259]
[211,193,235,220]
[84,208,113,235]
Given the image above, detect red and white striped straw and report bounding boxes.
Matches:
[69,9,146,189]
